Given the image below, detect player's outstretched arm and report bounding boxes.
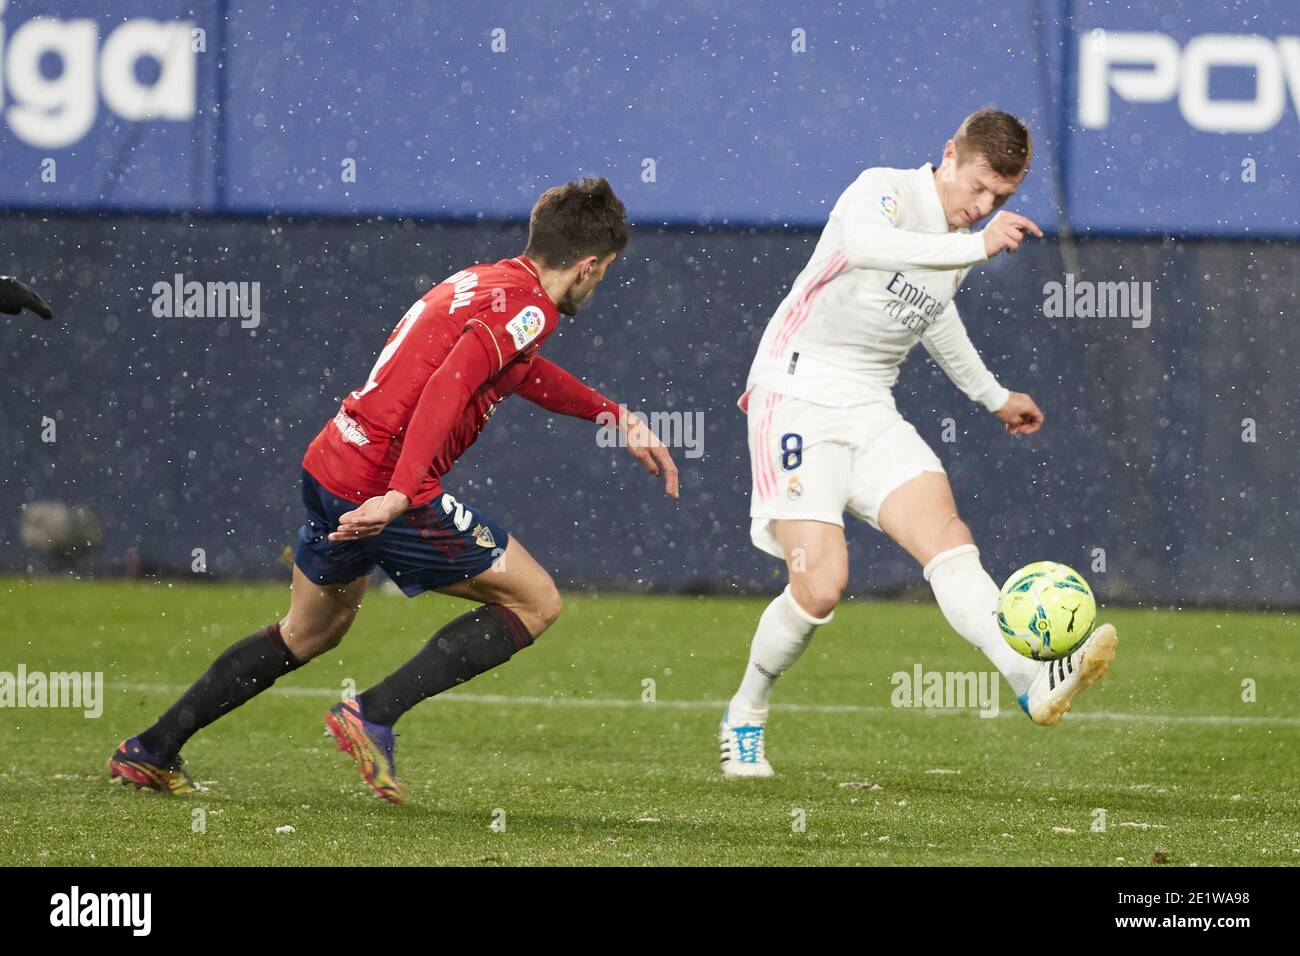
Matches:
[831,171,990,272]
[837,208,1042,271]
[836,214,991,272]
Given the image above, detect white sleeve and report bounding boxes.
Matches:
[921,301,1009,413]
[830,172,989,272]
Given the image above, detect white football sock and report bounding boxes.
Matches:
[924,544,1038,697]
[728,585,832,725]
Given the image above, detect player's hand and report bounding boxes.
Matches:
[980,212,1042,258]
[995,392,1044,436]
[330,491,410,540]
[0,276,53,320]
[622,413,680,498]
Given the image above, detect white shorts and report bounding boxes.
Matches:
[745,384,945,559]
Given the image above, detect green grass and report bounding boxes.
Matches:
[1,575,1297,866]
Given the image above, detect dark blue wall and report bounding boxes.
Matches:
[3,214,1296,606]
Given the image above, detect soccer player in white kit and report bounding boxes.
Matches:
[720,109,1118,777]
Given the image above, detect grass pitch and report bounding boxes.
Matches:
[1,575,1297,866]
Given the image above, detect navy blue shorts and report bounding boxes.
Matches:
[294,469,509,597]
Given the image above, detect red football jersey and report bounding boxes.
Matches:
[302,256,560,505]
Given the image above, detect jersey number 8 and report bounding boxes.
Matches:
[779,432,803,471]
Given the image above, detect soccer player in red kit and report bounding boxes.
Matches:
[108,178,679,803]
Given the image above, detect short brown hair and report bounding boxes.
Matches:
[524,177,629,268]
[955,108,1033,178]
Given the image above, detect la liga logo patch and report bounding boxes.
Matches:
[878,193,900,220]
[505,305,546,348]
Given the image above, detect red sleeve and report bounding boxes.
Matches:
[461,297,554,371]
[516,357,622,423]
[387,331,495,501]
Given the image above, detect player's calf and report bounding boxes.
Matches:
[124,621,307,770]
[340,532,555,780]
[720,586,831,777]
[115,570,365,781]
[353,603,536,733]
[352,537,558,731]
[324,601,536,803]
[721,520,843,777]
[923,544,1039,697]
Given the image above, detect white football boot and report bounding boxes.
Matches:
[719,711,774,778]
[1020,623,1119,726]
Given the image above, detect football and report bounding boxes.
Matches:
[996,561,1097,660]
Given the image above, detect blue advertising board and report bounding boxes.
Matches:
[0,0,1295,233]
[1067,1,1300,236]
[0,0,220,211]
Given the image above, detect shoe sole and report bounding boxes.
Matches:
[721,765,775,779]
[324,708,406,805]
[1035,624,1119,726]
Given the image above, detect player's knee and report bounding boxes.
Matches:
[934,516,974,554]
[282,613,354,661]
[514,579,562,638]
[316,624,349,653]
[790,574,844,620]
[296,630,341,661]
[534,582,563,634]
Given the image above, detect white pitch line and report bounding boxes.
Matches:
[114,683,1300,728]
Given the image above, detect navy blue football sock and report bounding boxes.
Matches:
[358,604,533,727]
[137,623,303,759]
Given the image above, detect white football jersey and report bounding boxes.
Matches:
[746,163,1010,413]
